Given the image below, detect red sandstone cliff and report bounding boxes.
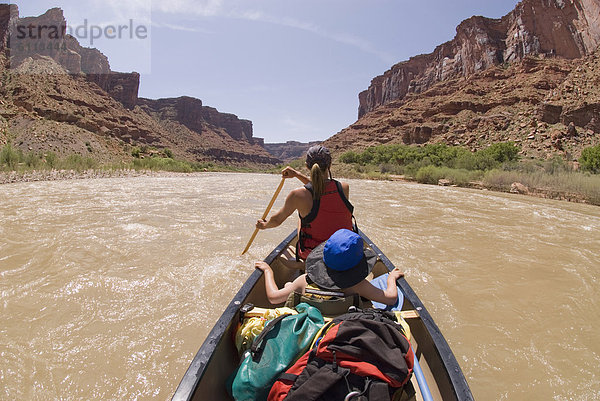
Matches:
[359,0,600,118]
[1,6,140,110]
[326,0,600,160]
[138,97,256,144]
[137,97,276,163]
[0,5,279,165]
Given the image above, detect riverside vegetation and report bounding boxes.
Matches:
[3,141,600,206]
[328,142,600,206]
[0,143,251,174]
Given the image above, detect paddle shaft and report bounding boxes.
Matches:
[242,177,286,255]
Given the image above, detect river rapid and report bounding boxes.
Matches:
[1,173,599,400]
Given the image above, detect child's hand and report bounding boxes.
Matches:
[255,261,271,272]
[389,268,404,280]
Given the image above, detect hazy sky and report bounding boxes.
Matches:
[14,0,520,144]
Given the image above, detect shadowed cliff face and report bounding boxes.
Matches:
[0,5,280,166]
[137,97,278,164]
[138,97,256,144]
[263,140,322,162]
[358,0,600,118]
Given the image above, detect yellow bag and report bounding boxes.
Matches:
[235,306,296,354]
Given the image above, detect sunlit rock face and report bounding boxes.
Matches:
[358,0,600,118]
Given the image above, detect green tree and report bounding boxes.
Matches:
[481,142,520,164]
[339,150,359,164]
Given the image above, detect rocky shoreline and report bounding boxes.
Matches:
[0,169,202,185]
[490,182,591,205]
[389,175,595,205]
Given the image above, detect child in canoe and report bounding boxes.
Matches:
[255,229,404,306]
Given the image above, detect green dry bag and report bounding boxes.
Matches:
[227,302,324,401]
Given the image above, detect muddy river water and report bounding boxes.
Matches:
[1,173,599,400]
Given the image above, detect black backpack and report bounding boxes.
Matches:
[268,308,415,401]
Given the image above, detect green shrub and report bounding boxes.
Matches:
[0,143,22,169]
[379,162,404,175]
[339,150,360,164]
[45,152,58,169]
[64,154,97,171]
[415,165,446,184]
[288,158,305,170]
[473,152,498,170]
[24,151,42,169]
[483,169,600,205]
[445,168,483,185]
[339,142,520,172]
[580,144,600,173]
[482,142,520,163]
[470,142,521,170]
[415,165,481,185]
[454,151,477,170]
[482,169,521,190]
[543,155,569,175]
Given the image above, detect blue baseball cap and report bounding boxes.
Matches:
[306,229,377,290]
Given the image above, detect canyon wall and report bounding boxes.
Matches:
[0,6,140,109]
[0,4,278,165]
[138,97,256,144]
[359,0,600,118]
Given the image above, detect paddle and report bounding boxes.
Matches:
[242,177,286,255]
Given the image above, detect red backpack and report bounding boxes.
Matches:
[268,309,414,401]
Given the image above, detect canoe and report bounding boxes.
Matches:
[172,230,474,401]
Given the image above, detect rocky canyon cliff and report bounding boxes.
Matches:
[0,5,279,165]
[358,0,600,117]
[325,0,600,160]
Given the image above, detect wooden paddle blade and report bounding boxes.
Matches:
[241,228,259,255]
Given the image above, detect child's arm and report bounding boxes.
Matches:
[255,261,307,304]
[353,268,404,306]
[383,268,404,299]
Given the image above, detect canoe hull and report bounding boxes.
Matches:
[172,230,473,401]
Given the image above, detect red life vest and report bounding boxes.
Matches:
[297,180,354,260]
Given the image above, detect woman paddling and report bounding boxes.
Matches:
[255,145,355,266]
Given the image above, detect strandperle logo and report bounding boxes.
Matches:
[13,19,148,46]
